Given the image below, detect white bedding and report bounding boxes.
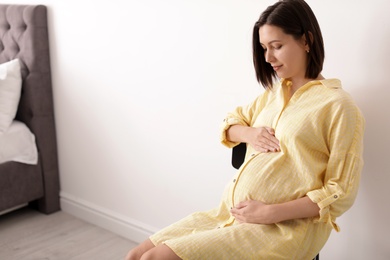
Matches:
[0,120,38,165]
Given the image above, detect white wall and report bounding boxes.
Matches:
[16,0,390,259]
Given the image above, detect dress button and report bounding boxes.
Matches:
[251,153,255,157]
[334,195,338,199]
[233,179,236,183]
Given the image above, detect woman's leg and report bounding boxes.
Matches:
[125,239,181,260]
[125,239,155,260]
[140,244,182,260]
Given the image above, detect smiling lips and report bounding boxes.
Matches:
[272,65,282,71]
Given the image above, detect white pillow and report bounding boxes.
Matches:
[0,120,38,165]
[0,59,22,133]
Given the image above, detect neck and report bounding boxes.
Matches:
[287,74,325,95]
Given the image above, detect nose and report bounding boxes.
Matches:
[265,50,274,63]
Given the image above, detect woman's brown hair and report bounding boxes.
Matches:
[253,0,325,89]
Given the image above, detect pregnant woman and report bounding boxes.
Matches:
[125,0,365,259]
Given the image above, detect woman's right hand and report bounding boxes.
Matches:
[227,125,280,153]
[246,126,280,153]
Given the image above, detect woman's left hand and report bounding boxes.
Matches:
[230,200,276,225]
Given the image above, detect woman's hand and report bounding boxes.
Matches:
[231,197,320,225]
[230,200,276,225]
[226,125,280,153]
[247,127,280,153]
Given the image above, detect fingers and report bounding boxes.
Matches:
[256,127,280,152]
[230,207,238,215]
[258,140,279,152]
[230,207,243,221]
[263,127,279,145]
[230,201,246,217]
[234,201,248,209]
[230,201,251,224]
[264,127,275,135]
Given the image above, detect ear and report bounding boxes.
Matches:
[302,31,314,53]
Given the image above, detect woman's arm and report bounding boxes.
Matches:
[227,125,280,153]
[230,197,320,224]
[272,197,320,222]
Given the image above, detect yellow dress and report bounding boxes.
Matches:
[150,79,365,260]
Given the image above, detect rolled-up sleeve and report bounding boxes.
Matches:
[220,94,268,148]
[220,116,246,148]
[306,100,365,231]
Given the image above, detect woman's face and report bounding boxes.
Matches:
[259,25,309,82]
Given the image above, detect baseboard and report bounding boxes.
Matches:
[60,192,158,243]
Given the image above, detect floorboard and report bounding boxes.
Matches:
[0,207,137,260]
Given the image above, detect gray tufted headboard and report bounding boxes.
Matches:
[0,5,60,214]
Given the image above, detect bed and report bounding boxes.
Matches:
[0,4,60,214]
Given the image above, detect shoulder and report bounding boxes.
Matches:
[317,79,359,107]
[318,79,365,127]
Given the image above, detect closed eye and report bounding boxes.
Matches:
[261,45,282,52]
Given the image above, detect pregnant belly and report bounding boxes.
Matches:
[227,152,308,206]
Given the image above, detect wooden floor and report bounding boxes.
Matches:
[0,207,138,260]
